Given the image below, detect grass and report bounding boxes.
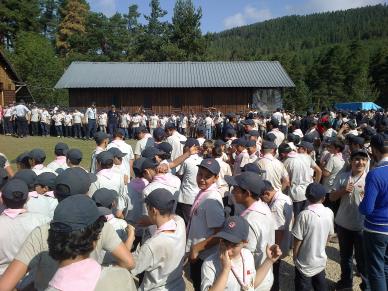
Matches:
[0,135,137,171]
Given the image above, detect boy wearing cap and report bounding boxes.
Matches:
[201,216,282,291]
[296,141,322,183]
[213,145,232,197]
[134,126,154,159]
[46,195,136,291]
[267,118,285,147]
[246,140,259,163]
[90,131,109,174]
[47,143,70,172]
[233,138,250,176]
[226,172,275,291]
[109,147,129,186]
[329,150,369,290]
[0,168,136,291]
[187,158,225,291]
[321,139,346,194]
[165,122,187,169]
[177,138,203,224]
[260,180,293,291]
[292,183,334,291]
[0,179,50,275]
[26,172,58,218]
[107,130,134,182]
[29,149,57,175]
[65,148,83,168]
[89,151,128,219]
[127,188,186,290]
[258,141,289,192]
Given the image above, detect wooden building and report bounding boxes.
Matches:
[0,50,32,106]
[55,61,294,113]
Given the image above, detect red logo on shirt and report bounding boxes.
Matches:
[229,221,236,228]
[207,161,212,165]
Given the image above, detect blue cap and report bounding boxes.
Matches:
[262,140,277,150]
[144,188,175,211]
[108,147,127,158]
[215,216,249,243]
[235,138,248,147]
[225,172,265,196]
[296,141,314,151]
[14,170,37,189]
[55,168,93,198]
[306,183,326,200]
[96,151,114,164]
[2,179,29,201]
[246,140,257,148]
[156,142,172,154]
[141,147,164,159]
[28,149,46,162]
[92,188,118,208]
[198,158,220,175]
[242,119,255,126]
[51,195,101,232]
[66,148,83,161]
[35,172,57,189]
[248,130,260,137]
[94,131,109,144]
[214,139,226,147]
[183,138,200,148]
[153,127,166,140]
[54,143,69,156]
[241,163,266,175]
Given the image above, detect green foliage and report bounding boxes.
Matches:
[10,32,67,105]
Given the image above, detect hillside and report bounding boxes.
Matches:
[207,4,388,59]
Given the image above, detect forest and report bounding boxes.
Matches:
[1,0,388,110]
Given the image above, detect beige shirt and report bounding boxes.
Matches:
[15,222,122,291]
[257,154,288,191]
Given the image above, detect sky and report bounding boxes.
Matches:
[87,0,388,33]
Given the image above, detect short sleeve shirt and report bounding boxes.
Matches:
[257,155,288,192]
[177,155,202,205]
[323,154,345,193]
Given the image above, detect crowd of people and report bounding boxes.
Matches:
[0,100,387,291]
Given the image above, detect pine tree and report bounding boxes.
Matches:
[56,0,88,55]
[170,0,205,60]
[370,47,388,106]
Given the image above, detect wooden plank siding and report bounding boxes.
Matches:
[69,88,254,114]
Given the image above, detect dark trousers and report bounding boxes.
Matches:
[293,200,308,219]
[87,119,96,138]
[108,123,117,135]
[271,260,281,291]
[295,268,328,291]
[31,121,40,136]
[16,116,28,137]
[55,125,63,137]
[73,124,82,138]
[41,123,49,136]
[64,126,72,137]
[364,231,388,291]
[337,225,369,290]
[190,259,203,291]
[176,202,192,225]
[4,117,13,134]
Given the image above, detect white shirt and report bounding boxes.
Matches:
[73,112,83,124]
[64,114,72,126]
[13,104,30,117]
[86,107,97,119]
[292,204,334,277]
[134,134,153,157]
[26,193,58,219]
[167,131,187,169]
[150,115,159,128]
[268,128,285,147]
[30,108,40,122]
[177,154,202,205]
[258,154,289,192]
[107,139,134,179]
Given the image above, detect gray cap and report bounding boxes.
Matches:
[94,131,109,144]
[198,158,220,175]
[96,151,114,164]
[215,216,249,243]
[92,188,117,208]
[241,163,266,175]
[141,147,164,159]
[55,168,93,198]
[296,141,314,151]
[66,148,83,161]
[262,141,277,150]
[28,149,46,162]
[13,170,37,188]
[51,195,101,232]
[306,183,326,200]
[54,143,69,156]
[108,147,127,158]
[35,172,57,189]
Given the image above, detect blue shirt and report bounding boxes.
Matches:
[359,158,388,233]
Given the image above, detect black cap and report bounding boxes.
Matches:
[183,138,200,148]
[225,172,265,196]
[13,170,37,188]
[16,152,30,164]
[138,158,158,173]
[156,142,172,154]
[262,141,277,150]
[141,147,164,159]
[350,149,369,159]
[278,143,292,154]
[198,158,220,175]
[296,141,314,151]
[2,179,29,201]
[144,188,175,211]
[92,188,117,208]
[55,168,92,198]
[215,216,249,243]
[94,131,109,144]
[349,135,365,146]
[35,172,57,189]
[214,139,226,147]
[96,151,114,164]
[241,163,266,175]
[54,142,69,156]
[248,130,260,137]
[265,133,277,142]
[306,183,326,200]
[153,127,166,140]
[66,148,83,161]
[242,119,254,126]
[51,195,101,233]
[28,149,46,162]
[108,147,127,158]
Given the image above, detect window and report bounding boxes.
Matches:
[172,96,181,109]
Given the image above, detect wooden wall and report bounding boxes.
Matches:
[0,66,16,106]
[69,88,254,114]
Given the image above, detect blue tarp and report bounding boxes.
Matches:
[335,102,382,111]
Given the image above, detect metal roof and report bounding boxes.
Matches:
[55,61,295,89]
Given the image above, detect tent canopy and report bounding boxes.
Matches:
[335,102,382,111]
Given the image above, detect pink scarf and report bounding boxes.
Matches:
[154,219,177,236]
[2,208,26,219]
[33,164,44,170]
[240,200,270,217]
[98,169,113,179]
[29,191,39,198]
[55,156,67,164]
[49,258,101,291]
[105,214,114,221]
